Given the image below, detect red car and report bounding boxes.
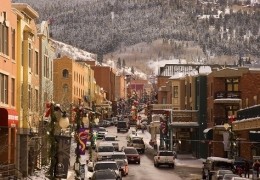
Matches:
[122,147,140,164]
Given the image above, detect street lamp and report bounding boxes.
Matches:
[48,102,71,180]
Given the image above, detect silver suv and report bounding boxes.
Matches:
[93,161,122,180]
[127,137,145,154]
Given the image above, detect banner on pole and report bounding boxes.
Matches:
[78,128,89,155]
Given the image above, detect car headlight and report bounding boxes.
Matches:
[97,155,102,160]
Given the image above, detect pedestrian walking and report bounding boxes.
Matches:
[253,159,260,178]
[244,160,250,178]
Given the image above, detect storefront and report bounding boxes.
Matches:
[0,108,18,164]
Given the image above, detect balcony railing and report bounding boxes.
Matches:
[214,91,241,99]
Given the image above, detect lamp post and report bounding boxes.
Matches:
[73,99,93,180]
[48,103,70,180]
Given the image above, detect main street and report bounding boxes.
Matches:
[89,125,201,180]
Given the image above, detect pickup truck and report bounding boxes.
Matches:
[153,150,175,168]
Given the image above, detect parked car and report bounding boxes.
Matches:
[112,117,118,126]
[153,150,175,168]
[90,169,119,180]
[202,157,234,178]
[99,120,110,127]
[121,147,140,164]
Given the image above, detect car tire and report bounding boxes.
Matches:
[137,160,140,164]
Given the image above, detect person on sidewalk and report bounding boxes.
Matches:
[253,159,260,178]
[244,160,250,178]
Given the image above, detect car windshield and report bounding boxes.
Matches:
[94,163,118,171]
[105,137,116,141]
[124,148,138,154]
[94,171,116,179]
[98,146,114,152]
[132,139,144,144]
[214,162,233,169]
[112,154,126,159]
[116,160,125,167]
[159,151,173,156]
[99,128,106,132]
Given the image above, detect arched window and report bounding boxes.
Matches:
[63,84,69,93]
[62,69,69,78]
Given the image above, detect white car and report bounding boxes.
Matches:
[154,150,175,168]
[215,169,233,180]
[112,151,128,164]
[92,161,122,180]
[95,142,115,161]
[231,177,250,180]
[222,173,240,180]
[103,135,119,151]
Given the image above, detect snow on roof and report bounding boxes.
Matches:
[206,156,234,163]
[53,40,96,61]
[105,59,147,80]
[148,58,187,75]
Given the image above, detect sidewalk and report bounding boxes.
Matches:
[136,128,204,169]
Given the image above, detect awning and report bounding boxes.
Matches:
[203,128,213,140]
[0,108,18,127]
[249,131,260,142]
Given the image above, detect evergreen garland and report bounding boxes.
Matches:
[48,103,58,180]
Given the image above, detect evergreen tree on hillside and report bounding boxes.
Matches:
[97,53,103,64]
[122,59,126,68]
[117,58,122,69]
[131,66,135,74]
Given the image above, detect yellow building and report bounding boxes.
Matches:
[12,3,40,176]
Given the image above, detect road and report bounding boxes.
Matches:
[98,125,183,180]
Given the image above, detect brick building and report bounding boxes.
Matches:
[206,67,260,160]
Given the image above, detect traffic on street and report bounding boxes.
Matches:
[84,122,202,180]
